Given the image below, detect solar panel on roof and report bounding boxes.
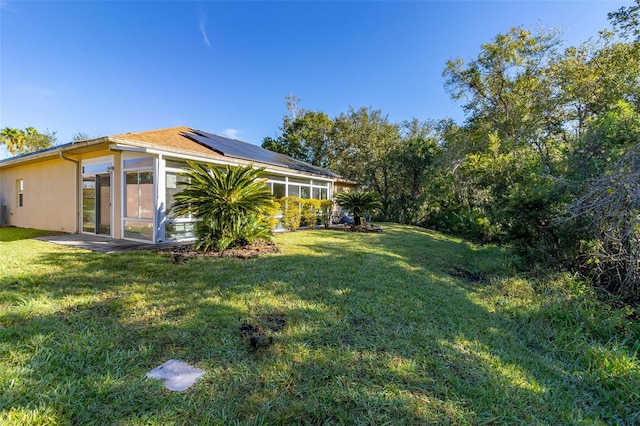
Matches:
[181,129,340,178]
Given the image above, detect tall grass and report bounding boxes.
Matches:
[1,225,638,424]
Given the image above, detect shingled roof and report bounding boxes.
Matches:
[113,126,340,178]
[1,126,345,180]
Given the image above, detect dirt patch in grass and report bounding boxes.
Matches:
[158,240,280,262]
[447,266,485,283]
[240,313,287,351]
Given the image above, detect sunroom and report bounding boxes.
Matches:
[78,127,353,244]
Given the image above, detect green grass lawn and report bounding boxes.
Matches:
[1,225,639,425]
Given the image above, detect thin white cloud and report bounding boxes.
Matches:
[199,17,210,48]
[223,128,241,139]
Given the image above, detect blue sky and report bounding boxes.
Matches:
[0,1,632,158]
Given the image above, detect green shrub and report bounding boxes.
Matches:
[302,199,321,229]
[172,161,274,251]
[261,201,281,230]
[280,196,303,231]
[319,200,334,228]
[335,191,382,226]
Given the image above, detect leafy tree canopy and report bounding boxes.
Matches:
[0,127,57,156]
[608,0,640,42]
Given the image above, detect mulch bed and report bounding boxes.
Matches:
[157,240,280,262]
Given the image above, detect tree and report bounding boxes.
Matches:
[262,110,334,167]
[335,191,382,226]
[332,107,401,218]
[0,127,56,156]
[608,0,640,42]
[262,93,315,160]
[72,132,91,141]
[566,101,640,298]
[172,162,274,252]
[551,33,640,137]
[390,119,441,224]
[443,27,563,168]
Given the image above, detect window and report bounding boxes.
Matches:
[272,183,286,199]
[289,177,311,185]
[288,185,300,197]
[17,179,24,207]
[165,172,190,216]
[266,175,332,201]
[300,186,311,199]
[124,156,153,169]
[82,162,111,174]
[125,171,154,219]
[123,171,154,241]
[165,170,196,241]
[165,159,188,169]
[124,220,154,240]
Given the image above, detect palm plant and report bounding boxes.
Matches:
[172,161,274,252]
[335,190,382,226]
[0,127,23,156]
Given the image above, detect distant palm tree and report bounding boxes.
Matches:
[172,161,274,252]
[0,127,23,156]
[0,127,55,156]
[335,190,382,226]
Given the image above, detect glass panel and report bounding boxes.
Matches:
[140,171,153,184]
[288,185,299,197]
[97,174,110,235]
[125,171,154,219]
[312,188,320,200]
[320,188,328,200]
[165,159,188,170]
[82,176,95,233]
[139,172,154,219]
[166,220,196,241]
[124,220,153,240]
[312,181,328,188]
[125,172,138,217]
[272,183,286,199]
[266,175,286,182]
[124,156,153,169]
[83,162,111,174]
[126,172,138,185]
[289,177,311,185]
[300,186,311,199]
[166,172,190,217]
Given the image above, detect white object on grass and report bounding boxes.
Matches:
[146,359,205,391]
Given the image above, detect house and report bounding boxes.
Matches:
[0,126,356,243]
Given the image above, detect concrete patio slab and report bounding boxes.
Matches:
[35,233,182,254]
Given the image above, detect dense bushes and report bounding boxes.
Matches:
[259,4,640,301]
[280,197,335,230]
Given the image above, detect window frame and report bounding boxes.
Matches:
[164,164,197,241]
[17,179,24,207]
[122,155,155,242]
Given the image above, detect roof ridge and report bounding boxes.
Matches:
[113,125,194,139]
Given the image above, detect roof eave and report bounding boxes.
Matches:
[0,137,110,168]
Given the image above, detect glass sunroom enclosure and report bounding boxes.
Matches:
[101,153,334,243]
